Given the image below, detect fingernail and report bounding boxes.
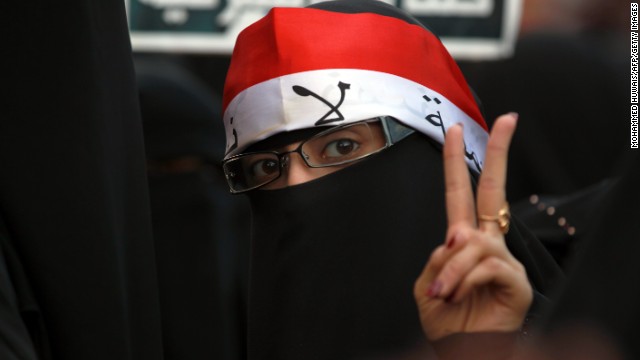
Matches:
[446,232,463,249]
[426,280,443,298]
[446,235,456,249]
[457,122,464,128]
[508,112,519,121]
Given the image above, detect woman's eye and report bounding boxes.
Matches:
[250,158,279,179]
[323,139,360,159]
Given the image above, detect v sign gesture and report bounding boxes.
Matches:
[414,113,533,343]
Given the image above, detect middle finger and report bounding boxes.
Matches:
[476,113,518,234]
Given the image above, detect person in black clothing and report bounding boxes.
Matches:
[219,1,562,358]
[137,59,250,360]
[2,2,163,359]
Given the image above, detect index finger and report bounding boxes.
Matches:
[443,123,476,229]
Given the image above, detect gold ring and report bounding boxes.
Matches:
[478,203,511,234]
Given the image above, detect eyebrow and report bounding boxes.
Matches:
[246,127,328,153]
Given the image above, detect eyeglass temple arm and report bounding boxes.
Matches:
[381,116,415,145]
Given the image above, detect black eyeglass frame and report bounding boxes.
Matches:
[222,116,415,193]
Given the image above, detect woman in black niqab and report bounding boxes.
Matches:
[249,134,447,359]
[247,129,559,360]
[221,1,563,359]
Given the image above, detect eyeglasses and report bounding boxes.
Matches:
[222,116,415,193]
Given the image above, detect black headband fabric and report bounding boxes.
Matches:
[307,0,430,29]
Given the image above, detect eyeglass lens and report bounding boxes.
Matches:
[223,120,389,192]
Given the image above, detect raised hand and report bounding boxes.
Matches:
[414,113,532,342]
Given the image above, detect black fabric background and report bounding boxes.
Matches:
[0,217,46,360]
[3,1,164,359]
[541,152,640,360]
[138,60,251,360]
[459,31,628,202]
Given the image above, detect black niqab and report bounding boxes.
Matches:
[247,134,561,359]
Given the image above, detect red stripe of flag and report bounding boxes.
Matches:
[223,7,487,131]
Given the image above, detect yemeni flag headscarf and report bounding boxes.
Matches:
[223,0,488,173]
[222,1,562,359]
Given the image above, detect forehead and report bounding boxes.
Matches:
[245,127,329,153]
[246,120,387,154]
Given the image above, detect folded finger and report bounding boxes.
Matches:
[415,244,449,300]
[447,256,531,310]
[428,232,509,299]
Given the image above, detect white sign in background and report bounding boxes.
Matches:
[126,0,523,60]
